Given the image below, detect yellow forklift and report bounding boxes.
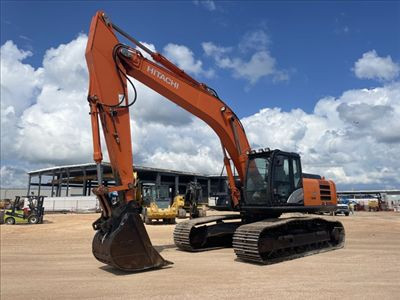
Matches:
[2,196,45,225]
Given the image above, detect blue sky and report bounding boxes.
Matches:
[2,1,399,117]
[1,1,400,189]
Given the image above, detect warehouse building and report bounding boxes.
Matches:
[2,163,229,212]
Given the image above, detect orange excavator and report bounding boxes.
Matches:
[85,11,345,272]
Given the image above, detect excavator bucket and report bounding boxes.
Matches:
[92,211,172,272]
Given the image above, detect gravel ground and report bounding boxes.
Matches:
[1,211,399,300]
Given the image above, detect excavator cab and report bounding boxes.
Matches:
[242,148,338,221]
[244,149,303,207]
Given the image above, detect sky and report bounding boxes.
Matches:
[1,1,400,190]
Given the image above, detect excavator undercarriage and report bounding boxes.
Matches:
[174,215,242,251]
[233,217,344,264]
[174,215,345,264]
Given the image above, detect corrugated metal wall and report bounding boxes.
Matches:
[43,196,99,212]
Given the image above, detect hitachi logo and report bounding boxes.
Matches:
[147,66,179,89]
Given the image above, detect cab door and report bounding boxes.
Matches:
[271,153,302,206]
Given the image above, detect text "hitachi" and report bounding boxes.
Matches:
[147,66,179,89]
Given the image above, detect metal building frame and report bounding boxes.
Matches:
[27,163,228,204]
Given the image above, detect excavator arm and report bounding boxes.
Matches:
[85,11,251,271]
[86,11,251,208]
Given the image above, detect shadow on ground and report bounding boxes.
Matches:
[99,262,173,276]
[154,243,176,253]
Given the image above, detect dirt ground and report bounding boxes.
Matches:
[1,211,399,300]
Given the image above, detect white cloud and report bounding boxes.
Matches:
[230,51,277,84]
[1,41,42,163]
[41,35,88,91]
[242,82,400,188]
[238,30,270,53]
[193,0,216,11]
[1,36,93,176]
[202,42,232,57]
[163,43,214,78]
[353,50,400,81]
[1,37,400,191]
[0,165,28,187]
[202,30,288,85]
[0,37,222,187]
[0,41,40,114]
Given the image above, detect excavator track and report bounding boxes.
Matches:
[174,215,242,252]
[233,217,345,264]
